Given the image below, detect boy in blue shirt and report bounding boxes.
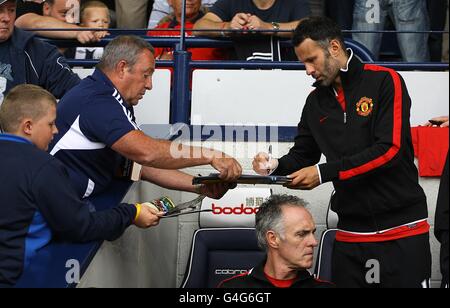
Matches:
[0,84,163,287]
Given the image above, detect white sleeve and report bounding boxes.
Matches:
[316,164,323,185]
[148,0,172,28]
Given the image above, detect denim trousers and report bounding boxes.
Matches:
[352,0,430,61]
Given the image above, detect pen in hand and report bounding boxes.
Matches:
[267,145,272,175]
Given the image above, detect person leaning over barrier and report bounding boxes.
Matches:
[63,1,111,60]
[14,0,107,44]
[253,16,431,288]
[0,0,80,103]
[218,194,333,288]
[49,35,242,201]
[0,85,164,288]
[193,0,310,61]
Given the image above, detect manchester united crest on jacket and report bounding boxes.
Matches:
[356,97,374,117]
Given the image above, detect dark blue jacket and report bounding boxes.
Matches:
[0,134,136,287]
[0,27,80,99]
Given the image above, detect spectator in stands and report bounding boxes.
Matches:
[193,0,310,61]
[115,0,149,29]
[147,0,226,60]
[81,1,110,30]
[324,0,354,37]
[253,17,431,287]
[435,151,449,288]
[49,35,241,201]
[352,0,430,62]
[443,11,449,63]
[0,84,164,287]
[427,0,448,62]
[65,1,110,60]
[148,0,215,29]
[219,194,333,288]
[14,0,107,44]
[0,0,80,103]
[308,0,324,17]
[307,0,355,37]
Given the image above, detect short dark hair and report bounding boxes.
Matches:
[255,194,308,251]
[292,16,346,50]
[0,85,56,133]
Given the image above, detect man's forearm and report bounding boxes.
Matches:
[140,166,197,193]
[113,131,227,170]
[275,20,301,38]
[15,14,79,39]
[193,19,226,37]
[141,139,216,169]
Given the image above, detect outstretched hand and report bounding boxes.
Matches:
[211,156,242,181]
[284,166,320,190]
[133,203,165,228]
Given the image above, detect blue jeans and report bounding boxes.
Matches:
[352,0,430,61]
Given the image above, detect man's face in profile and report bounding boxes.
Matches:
[0,0,16,43]
[295,38,341,87]
[29,102,58,151]
[122,49,155,106]
[43,0,80,24]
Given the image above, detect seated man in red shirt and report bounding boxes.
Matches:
[218,195,334,288]
[147,0,227,60]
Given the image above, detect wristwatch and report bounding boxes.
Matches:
[271,22,280,31]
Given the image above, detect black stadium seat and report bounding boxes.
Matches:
[314,192,338,282]
[314,229,337,282]
[181,228,265,288]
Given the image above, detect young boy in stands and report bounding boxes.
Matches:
[65,1,110,60]
[0,84,163,287]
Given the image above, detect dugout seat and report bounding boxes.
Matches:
[180,228,265,288]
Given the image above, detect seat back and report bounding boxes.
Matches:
[181,228,265,288]
[314,229,337,282]
[326,190,338,229]
[344,38,375,62]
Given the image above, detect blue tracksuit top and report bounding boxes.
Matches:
[0,134,136,287]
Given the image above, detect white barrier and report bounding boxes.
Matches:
[192,70,449,126]
[73,68,172,125]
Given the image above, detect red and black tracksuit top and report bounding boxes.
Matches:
[274,51,428,236]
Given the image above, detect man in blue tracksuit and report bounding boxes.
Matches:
[0,0,80,103]
[0,85,163,287]
[49,35,242,201]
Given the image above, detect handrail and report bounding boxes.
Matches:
[38,36,254,48]
[45,35,450,65]
[67,59,449,71]
[44,35,376,62]
[29,28,449,34]
[43,36,448,124]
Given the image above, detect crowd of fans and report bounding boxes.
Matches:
[11,0,449,62]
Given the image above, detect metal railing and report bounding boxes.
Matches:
[40,34,448,124]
